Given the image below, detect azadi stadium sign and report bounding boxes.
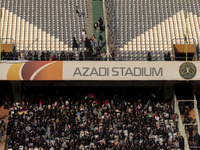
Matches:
[0,61,198,81]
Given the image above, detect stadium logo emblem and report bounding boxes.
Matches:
[179,62,197,80]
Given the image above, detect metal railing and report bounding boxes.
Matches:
[194,93,200,135]
[0,56,199,61]
[174,94,190,150]
[0,38,15,44]
[176,97,200,149]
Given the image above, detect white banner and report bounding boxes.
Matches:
[0,61,199,81]
[63,61,198,81]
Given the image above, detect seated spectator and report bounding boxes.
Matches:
[60,51,66,60]
[27,51,33,60]
[40,52,45,61]
[34,51,38,61]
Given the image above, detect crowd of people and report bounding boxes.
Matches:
[0,50,77,61]
[77,28,107,61]
[5,92,184,150]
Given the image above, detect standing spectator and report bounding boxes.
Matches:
[164,51,168,61]
[0,129,2,144]
[167,52,171,61]
[13,46,17,57]
[111,50,116,61]
[98,35,103,48]
[99,17,103,31]
[85,38,92,49]
[94,22,97,30]
[92,35,98,48]
[82,29,88,43]
[94,20,101,34]
[41,52,45,61]
[1,50,5,60]
[76,6,81,17]
[147,52,152,61]
[179,136,184,150]
[79,51,84,61]
[73,37,78,49]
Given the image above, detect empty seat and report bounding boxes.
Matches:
[1,0,88,52]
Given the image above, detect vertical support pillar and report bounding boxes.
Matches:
[11,82,22,102]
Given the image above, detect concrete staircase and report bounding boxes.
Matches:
[85,0,94,38]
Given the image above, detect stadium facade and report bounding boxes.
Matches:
[1,0,200,149]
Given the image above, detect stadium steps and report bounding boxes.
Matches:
[92,0,106,50]
[85,0,94,38]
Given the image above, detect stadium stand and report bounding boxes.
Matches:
[1,0,88,53]
[1,0,200,60]
[105,0,200,60]
[4,90,183,150]
[1,0,200,148]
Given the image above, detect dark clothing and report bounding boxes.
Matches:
[73,38,78,49]
[85,39,92,49]
[194,133,200,146]
[99,17,103,30]
[179,136,184,150]
[147,52,152,61]
[167,52,171,61]
[164,53,168,61]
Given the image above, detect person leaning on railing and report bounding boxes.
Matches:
[1,50,5,60]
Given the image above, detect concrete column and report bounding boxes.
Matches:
[11,81,22,102]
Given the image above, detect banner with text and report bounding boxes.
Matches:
[0,61,199,81]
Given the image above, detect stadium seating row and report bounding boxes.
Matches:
[105,0,200,60]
